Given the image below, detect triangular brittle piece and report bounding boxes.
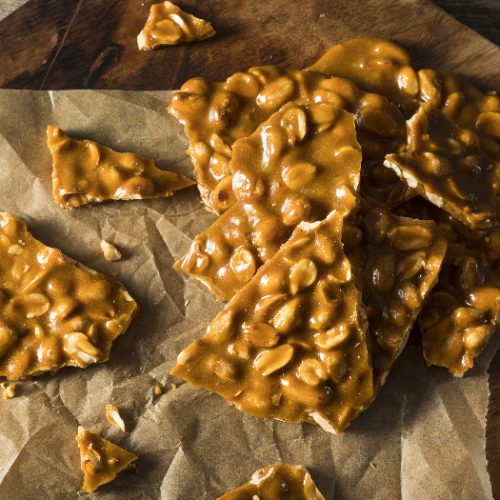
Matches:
[0,212,138,380]
[172,212,373,434]
[357,207,447,388]
[384,107,499,229]
[218,464,325,500]
[168,66,404,213]
[230,102,362,260]
[47,125,195,208]
[76,427,137,493]
[137,1,215,50]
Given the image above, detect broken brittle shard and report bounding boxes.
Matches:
[76,427,137,493]
[0,212,138,380]
[47,125,195,208]
[172,212,374,434]
[217,464,325,500]
[137,1,215,50]
[384,107,499,230]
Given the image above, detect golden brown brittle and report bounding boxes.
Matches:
[0,212,138,380]
[48,125,195,208]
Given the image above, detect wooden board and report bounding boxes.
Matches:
[0,0,499,496]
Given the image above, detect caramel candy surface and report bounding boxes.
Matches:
[172,212,373,434]
[0,212,138,380]
[168,66,404,213]
[137,1,215,50]
[47,125,194,208]
[230,102,362,260]
[76,427,137,493]
[218,464,325,500]
[358,207,447,386]
[385,107,499,229]
[308,37,419,114]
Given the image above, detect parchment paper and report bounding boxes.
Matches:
[0,89,498,500]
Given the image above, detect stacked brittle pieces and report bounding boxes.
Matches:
[169,37,499,433]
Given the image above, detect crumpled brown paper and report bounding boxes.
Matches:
[0,89,497,500]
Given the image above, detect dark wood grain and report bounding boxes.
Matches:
[0,0,499,497]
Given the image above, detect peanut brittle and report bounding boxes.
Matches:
[47,125,195,208]
[172,212,373,434]
[358,207,447,387]
[137,1,215,50]
[308,37,419,114]
[230,102,362,260]
[168,66,405,213]
[419,243,499,376]
[416,69,500,159]
[384,107,499,229]
[0,212,138,380]
[76,427,137,493]
[218,464,325,500]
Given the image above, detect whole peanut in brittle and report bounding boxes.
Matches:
[137,1,215,50]
[172,212,373,434]
[48,125,195,208]
[168,66,405,213]
[0,212,138,380]
[385,107,499,229]
[218,464,325,500]
[230,102,362,261]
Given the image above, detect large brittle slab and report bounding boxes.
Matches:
[0,212,138,380]
[385,107,499,229]
[137,1,215,50]
[47,125,195,208]
[171,212,373,434]
[357,206,447,387]
[218,464,325,500]
[76,427,138,493]
[168,66,405,213]
[230,102,362,260]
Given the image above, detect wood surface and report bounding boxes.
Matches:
[0,0,499,497]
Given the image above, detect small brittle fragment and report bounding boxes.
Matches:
[0,212,138,380]
[385,107,499,229]
[172,212,373,434]
[76,427,137,493]
[217,464,324,500]
[137,1,215,50]
[47,125,195,208]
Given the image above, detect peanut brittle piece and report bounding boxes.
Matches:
[358,207,447,387]
[174,204,257,301]
[384,107,499,229]
[47,125,195,208]
[137,1,215,50]
[76,427,137,493]
[168,66,405,213]
[419,243,499,376]
[218,464,325,500]
[416,69,500,159]
[308,37,419,114]
[172,212,373,434]
[0,212,138,380]
[230,102,362,261]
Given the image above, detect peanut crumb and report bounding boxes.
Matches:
[100,240,122,262]
[2,383,17,399]
[153,385,163,396]
[170,383,177,390]
[105,403,126,432]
